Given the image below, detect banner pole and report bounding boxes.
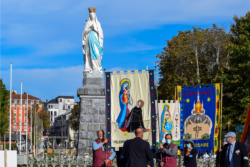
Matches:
[175,86,176,101]
[155,66,162,161]
[220,83,223,148]
[104,69,107,167]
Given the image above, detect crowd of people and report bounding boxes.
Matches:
[91,128,248,167]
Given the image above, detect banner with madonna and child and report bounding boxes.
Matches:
[105,70,157,151]
[179,84,221,152]
[156,100,181,146]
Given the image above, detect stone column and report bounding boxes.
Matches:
[77,72,106,155]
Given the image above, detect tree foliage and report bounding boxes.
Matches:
[217,12,250,132]
[28,104,50,143]
[68,103,80,132]
[39,107,51,131]
[157,25,230,100]
[157,11,250,133]
[0,79,9,136]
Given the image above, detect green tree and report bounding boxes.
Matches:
[39,107,51,131]
[156,26,230,99]
[68,103,80,131]
[217,12,250,132]
[0,79,9,136]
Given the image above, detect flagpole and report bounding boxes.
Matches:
[9,63,12,150]
[31,104,33,153]
[34,108,36,155]
[26,94,28,154]
[20,82,22,154]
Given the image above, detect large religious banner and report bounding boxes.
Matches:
[105,70,156,150]
[240,104,250,155]
[180,84,220,152]
[156,100,181,146]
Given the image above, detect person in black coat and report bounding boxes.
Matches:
[183,139,197,167]
[220,132,248,167]
[122,127,153,167]
[216,136,228,167]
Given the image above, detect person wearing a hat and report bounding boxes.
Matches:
[220,132,248,167]
[183,139,197,167]
[216,136,228,167]
[156,133,178,167]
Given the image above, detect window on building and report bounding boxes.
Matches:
[54,111,57,116]
[25,100,27,103]
[51,112,53,116]
[68,105,70,109]
[14,113,16,117]
[14,126,16,131]
[51,105,53,109]
[36,100,39,104]
[14,99,17,104]
[31,100,34,104]
[60,99,62,102]
[51,117,52,121]
[14,106,16,110]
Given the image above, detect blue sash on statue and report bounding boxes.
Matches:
[89,31,103,60]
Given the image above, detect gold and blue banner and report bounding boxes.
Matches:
[180,84,220,152]
[105,70,156,150]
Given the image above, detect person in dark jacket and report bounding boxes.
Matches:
[220,132,248,167]
[183,139,197,167]
[216,136,228,167]
[122,127,153,167]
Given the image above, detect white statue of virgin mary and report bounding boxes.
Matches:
[82,7,103,73]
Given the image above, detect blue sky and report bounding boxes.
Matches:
[0,0,249,102]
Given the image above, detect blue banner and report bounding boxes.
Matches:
[181,84,216,152]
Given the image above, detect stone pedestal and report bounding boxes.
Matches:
[77,72,106,155]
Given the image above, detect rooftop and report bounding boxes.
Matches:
[10,94,42,103]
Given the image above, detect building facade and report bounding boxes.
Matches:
[46,96,74,125]
[10,94,43,136]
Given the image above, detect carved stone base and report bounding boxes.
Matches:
[77,71,106,155]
